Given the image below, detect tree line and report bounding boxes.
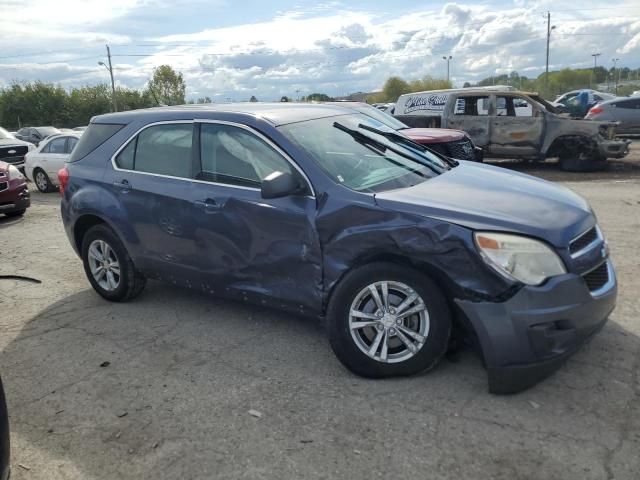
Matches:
[0,65,187,130]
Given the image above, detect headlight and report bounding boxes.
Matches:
[474,232,566,286]
[7,164,23,180]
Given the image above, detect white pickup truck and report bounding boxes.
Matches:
[394,88,630,171]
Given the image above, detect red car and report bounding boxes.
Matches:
[329,102,482,162]
[0,160,30,218]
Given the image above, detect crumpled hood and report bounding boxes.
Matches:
[374,161,594,247]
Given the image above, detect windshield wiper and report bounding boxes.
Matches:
[358,123,458,168]
[333,122,442,175]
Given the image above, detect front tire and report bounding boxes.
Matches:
[328,262,451,378]
[81,224,146,302]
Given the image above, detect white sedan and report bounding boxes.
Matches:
[25,133,80,192]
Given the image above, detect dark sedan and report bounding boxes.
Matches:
[14,126,60,146]
[59,103,616,393]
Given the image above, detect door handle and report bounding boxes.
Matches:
[113,179,132,191]
[194,198,220,211]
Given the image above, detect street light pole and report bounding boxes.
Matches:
[544,12,556,95]
[98,44,117,112]
[612,58,620,95]
[442,55,452,84]
[589,53,602,88]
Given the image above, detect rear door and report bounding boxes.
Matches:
[611,98,640,134]
[489,95,544,157]
[106,121,202,279]
[42,136,68,177]
[445,94,491,147]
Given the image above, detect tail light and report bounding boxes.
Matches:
[587,105,603,116]
[57,167,69,197]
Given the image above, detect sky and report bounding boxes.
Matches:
[1,0,639,101]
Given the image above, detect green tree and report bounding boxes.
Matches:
[249,95,258,102]
[280,96,290,102]
[304,93,332,102]
[196,96,212,104]
[145,65,186,106]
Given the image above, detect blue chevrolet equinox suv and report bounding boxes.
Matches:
[59,103,617,393]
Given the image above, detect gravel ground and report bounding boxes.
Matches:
[1,145,639,480]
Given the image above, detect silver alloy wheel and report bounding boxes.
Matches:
[35,171,48,191]
[87,239,121,292]
[349,281,429,363]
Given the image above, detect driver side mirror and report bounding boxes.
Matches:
[261,171,302,199]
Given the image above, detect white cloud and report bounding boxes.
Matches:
[1,1,640,100]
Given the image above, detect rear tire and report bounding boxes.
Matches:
[327,262,451,378]
[33,168,54,193]
[81,224,146,302]
[4,210,26,218]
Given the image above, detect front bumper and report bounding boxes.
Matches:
[456,262,617,394]
[0,183,30,214]
[598,138,631,159]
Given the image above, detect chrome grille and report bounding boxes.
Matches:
[0,182,7,192]
[446,139,476,161]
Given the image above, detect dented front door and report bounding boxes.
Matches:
[488,95,544,157]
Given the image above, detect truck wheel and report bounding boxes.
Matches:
[327,262,451,378]
[559,153,607,172]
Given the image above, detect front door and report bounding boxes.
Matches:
[445,94,491,148]
[189,121,322,312]
[489,95,544,157]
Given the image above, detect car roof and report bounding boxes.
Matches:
[91,103,355,127]
[598,96,637,105]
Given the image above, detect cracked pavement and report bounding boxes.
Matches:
[1,149,640,479]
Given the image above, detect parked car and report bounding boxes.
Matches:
[329,101,482,161]
[0,160,30,217]
[73,126,88,132]
[551,89,616,115]
[394,88,630,171]
[585,97,640,135]
[0,127,35,172]
[60,103,616,394]
[14,126,60,146]
[25,133,80,192]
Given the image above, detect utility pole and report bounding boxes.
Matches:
[295,89,301,101]
[442,56,452,84]
[544,12,555,95]
[612,58,620,95]
[99,45,118,112]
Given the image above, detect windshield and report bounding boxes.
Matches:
[0,127,14,139]
[530,95,561,114]
[280,114,448,193]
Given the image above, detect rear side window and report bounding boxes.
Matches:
[115,123,193,179]
[66,137,78,153]
[69,123,124,162]
[48,137,67,153]
[612,99,640,109]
